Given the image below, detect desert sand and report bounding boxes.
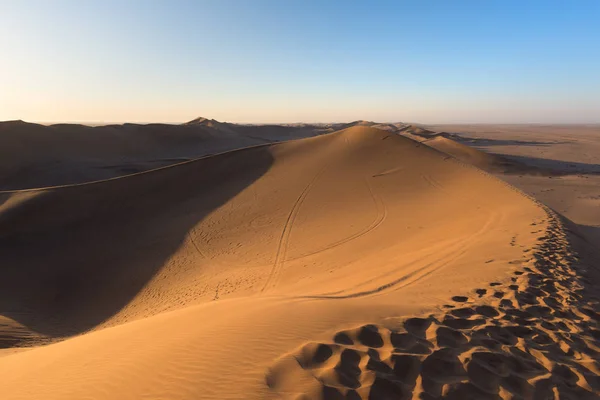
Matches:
[426,124,600,244]
[0,122,598,399]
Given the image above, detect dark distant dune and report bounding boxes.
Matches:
[0,118,318,190]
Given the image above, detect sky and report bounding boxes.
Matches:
[1,0,599,124]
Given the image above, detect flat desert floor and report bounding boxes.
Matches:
[0,121,598,399]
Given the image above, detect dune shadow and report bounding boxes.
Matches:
[0,146,274,338]
[437,132,571,147]
[573,224,600,248]
[499,154,600,175]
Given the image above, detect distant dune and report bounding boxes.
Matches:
[0,118,412,191]
[0,118,329,190]
[0,122,598,399]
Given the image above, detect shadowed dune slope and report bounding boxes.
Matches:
[0,126,569,399]
[0,144,275,337]
[0,120,267,190]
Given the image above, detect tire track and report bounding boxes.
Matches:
[260,165,329,293]
[261,133,355,293]
[421,173,445,192]
[300,211,500,300]
[287,176,387,261]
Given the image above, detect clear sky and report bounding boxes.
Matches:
[1,0,599,124]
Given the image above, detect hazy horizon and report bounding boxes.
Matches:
[6,119,600,127]
[2,0,599,124]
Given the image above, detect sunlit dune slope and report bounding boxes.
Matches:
[0,126,549,399]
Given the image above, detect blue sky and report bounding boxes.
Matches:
[1,0,599,123]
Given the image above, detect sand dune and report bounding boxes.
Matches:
[421,124,600,254]
[0,119,256,190]
[0,118,332,191]
[422,136,553,176]
[0,118,414,192]
[3,125,595,399]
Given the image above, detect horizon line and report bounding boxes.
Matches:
[4,119,600,127]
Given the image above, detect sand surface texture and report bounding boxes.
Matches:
[0,124,598,399]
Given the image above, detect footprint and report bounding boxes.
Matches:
[298,343,335,368]
[421,349,467,394]
[366,355,392,375]
[403,317,432,336]
[436,326,468,348]
[466,359,503,394]
[403,342,433,355]
[470,351,510,377]
[524,305,552,318]
[499,299,514,308]
[475,305,500,318]
[334,349,362,389]
[450,307,476,318]
[515,292,539,306]
[357,325,384,348]
[451,296,469,303]
[333,331,354,345]
[505,348,548,379]
[500,374,534,398]
[391,354,421,387]
[390,332,416,350]
[369,377,409,399]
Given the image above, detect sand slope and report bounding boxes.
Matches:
[422,136,551,176]
[423,124,600,256]
[0,126,596,399]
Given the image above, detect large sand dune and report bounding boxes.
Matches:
[0,126,598,399]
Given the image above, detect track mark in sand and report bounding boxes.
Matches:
[188,229,211,260]
[372,167,404,177]
[260,165,328,293]
[267,211,600,399]
[303,212,500,300]
[421,173,445,192]
[287,177,388,262]
[262,135,383,292]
